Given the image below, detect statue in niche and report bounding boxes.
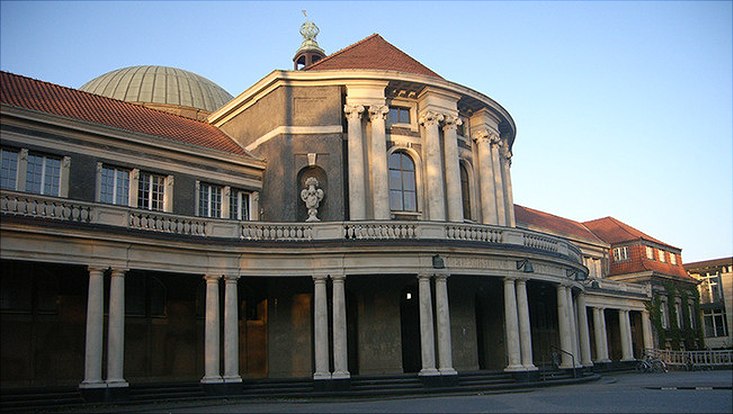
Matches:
[300,177,324,222]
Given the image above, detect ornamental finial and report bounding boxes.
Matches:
[297,11,324,53]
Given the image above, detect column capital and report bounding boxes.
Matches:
[501,139,513,161]
[442,114,462,131]
[344,104,365,120]
[204,274,222,282]
[110,268,128,278]
[434,272,449,281]
[471,127,499,144]
[417,273,433,281]
[368,104,389,120]
[419,111,444,127]
[87,265,107,274]
[224,274,240,282]
[313,274,328,283]
[330,273,346,282]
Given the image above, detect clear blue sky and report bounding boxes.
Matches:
[1,0,731,263]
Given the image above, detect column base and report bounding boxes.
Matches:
[522,364,539,371]
[201,375,224,384]
[621,357,636,362]
[223,375,243,383]
[332,371,351,380]
[79,380,106,389]
[439,367,458,376]
[595,358,612,364]
[418,367,440,376]
[503,364,525,372]
[313,372,332,380]
[581,361,594,367]
[105,379,129,388]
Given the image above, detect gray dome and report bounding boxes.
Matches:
[80,66,233,113]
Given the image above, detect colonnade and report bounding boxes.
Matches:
[79,267,655,389]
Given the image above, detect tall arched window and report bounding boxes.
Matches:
[388,152,416,212]
[460,163,471,220]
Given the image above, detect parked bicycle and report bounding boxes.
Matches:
[636,352,668,373]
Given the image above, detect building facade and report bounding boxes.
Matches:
[1,22,667,395]
[686,258,733,349]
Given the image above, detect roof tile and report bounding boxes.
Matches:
[305,34,443,79]
[1,71,250,157]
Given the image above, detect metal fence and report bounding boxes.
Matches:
[645,348,733,370]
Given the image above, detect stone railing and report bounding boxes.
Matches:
[0,191,583,263]
[588,278,650,297]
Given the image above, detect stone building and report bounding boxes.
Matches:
[1,20,674,397]
[686,257,733,349]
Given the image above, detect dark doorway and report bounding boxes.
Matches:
[400,284,421,373]
[346,290,359,375]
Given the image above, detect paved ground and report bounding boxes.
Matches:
[67,370,733,413]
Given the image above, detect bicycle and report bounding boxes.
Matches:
[636,353,668,373]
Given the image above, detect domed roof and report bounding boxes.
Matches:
[80,66,233,113]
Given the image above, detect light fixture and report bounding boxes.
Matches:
[406,292,412,300]
[516,258,534,273]
[432,254,445,269]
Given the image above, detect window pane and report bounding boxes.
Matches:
[26,154,44,194]
[388,153,401,170]
[42,157,61,196]
[403,171,415,191]
[389,170,402,190]
[403,191,416,211]
[390,190,403,210]
[0,149,18,190]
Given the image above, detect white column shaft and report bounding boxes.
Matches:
[566,288,580,367]
[202,275,222,383]
[443,120,463,222]
[313,275,331,379]
[577,293,593,366]
[81,267,105,388]
[556,285,573,368]
[490,141,506,226]
[516,279,536,370]
[504,278,522,371]
[331,274,350,379]
[223,276,241,382]
[345,105,366,220]
[369,106,390,220]
[106,269,127,386]
[476,136,497,224]
[619,310,634,360]
[641,310,654,351]
[421,114,446,221]
[418,274,438,376]
[434,274,456,375]
[501,144,516,227]
[593,307,610,362]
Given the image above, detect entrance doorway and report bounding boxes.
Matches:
[400,284,421,373]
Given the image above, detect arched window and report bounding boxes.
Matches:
[460,163,471,220]
[388,152,416,212]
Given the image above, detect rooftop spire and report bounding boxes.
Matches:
[294,10,326,70]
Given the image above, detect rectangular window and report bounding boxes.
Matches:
[138,171,165,211]
[0,148,19,190]
[646,246,654,260]
[675,302,683,329]
[612,246,628,262]
[229,189,250,220]
[198,182,222,218]
[658,249,666,262]
[26,153,61,196]
[688,304,695,329]
[661,302,669,329]
[100,165,130,206]
[670,253,677,265]
[703,308,729,337]
[388,106,411,125]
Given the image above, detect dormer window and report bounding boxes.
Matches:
[612,246,628,262]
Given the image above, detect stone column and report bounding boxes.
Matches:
[504,277,523,371]
[472,129,498,225]
[420,111,446,221]
[331,274,350,379]
[619,309,634,361]
[593,307,611,362]
[313,274,331,380]
[500,140,516,227]
[443,115,463,222]
[434,274,456,375]
[515,278,536,370]
[489,136,506,226]
[566,288,580,367]
[556,284,573,368]
[106,269,128,387]
[202,274,223,384]
[223,275,241,383]
[344,104,366,220]
[576,292,593,367]
[81,266,105,388]
[417,274,438,376]
[369,105,391,220]
[641,309,654,352]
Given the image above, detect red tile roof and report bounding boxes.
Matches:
[0,71,251,157]
[514,204,606,245]
[583,216,675,249]
[305,34,443,79]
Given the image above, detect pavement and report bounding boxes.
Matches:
[61,370,733,414]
